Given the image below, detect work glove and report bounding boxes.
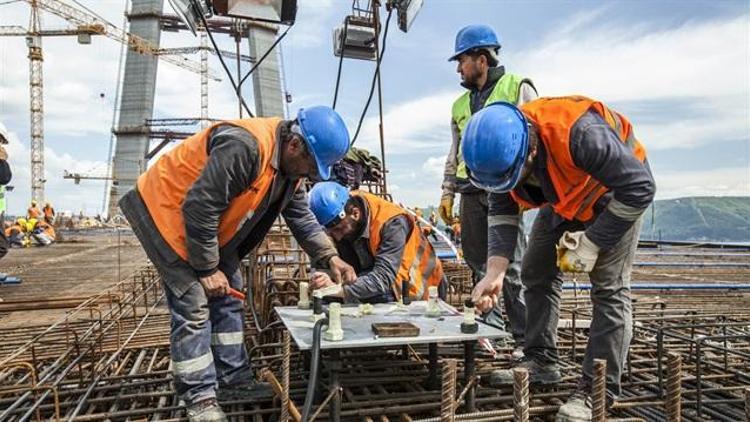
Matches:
[556,231,601,273]
[0,145,7,161]
[439,193,454,224]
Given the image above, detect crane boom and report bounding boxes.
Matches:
[22,0,221,81]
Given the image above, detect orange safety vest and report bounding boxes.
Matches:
[27,207,41,219]
[137,118,282,261]
[513,96,647,222]
[356,191,444,301]
[37,221,56,240]
[43,206,54,218]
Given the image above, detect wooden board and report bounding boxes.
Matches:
[371,322,420,337]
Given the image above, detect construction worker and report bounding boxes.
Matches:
[31,220,55,246]
[119,106,356,422]
[6,218,27,248]
[0,123,12,259]
[42,202,55,224]
[307,181,445,303]
[27,200,41,220]
[440,24,535,354]
[464,98,655,421]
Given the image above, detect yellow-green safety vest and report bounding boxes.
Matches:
[451,72,527,180]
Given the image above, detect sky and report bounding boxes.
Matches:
[0,0,748,215]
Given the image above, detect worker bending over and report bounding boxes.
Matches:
[119,106,356,422]
[441,24,535,353]
[31,220,55,246]
[308,181,445,303]
[465,97,655,421]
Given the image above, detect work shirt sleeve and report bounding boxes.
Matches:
[182,125,260,277]
[0,159,11,185]
[344,215,410,302]
[441,119,461,196]
[517,81,538,106]
[282,186,339,264]
[570,110,656,250]
[487,192,522,260]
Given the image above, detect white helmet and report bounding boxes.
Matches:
[0,122,9,145]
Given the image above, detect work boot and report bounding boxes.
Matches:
[186,397,227,422]
[217,380,274,402]
[487,357,562,387]
[556,378,594,422]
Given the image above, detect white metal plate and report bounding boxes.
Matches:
[275,300,510,351]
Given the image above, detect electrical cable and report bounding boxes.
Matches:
[197,12,255,117]
[301,316,329,422]
[349,8,393,147]
[239,24,291,86]
[331,16,349,109]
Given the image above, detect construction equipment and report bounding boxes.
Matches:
[167,0,298,34]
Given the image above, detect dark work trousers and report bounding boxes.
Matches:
[521,205,641,397]
[460,191,527,344]
[160,269,251,404]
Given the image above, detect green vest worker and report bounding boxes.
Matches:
[441,24,537,355]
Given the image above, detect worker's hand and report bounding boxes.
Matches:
[471,274,502,314]
[328,256,357,284]
[0,145,7,161]
[556,231,601,273]
[438,193,454,224]
[309,271,335,290]
[199,270,231,298]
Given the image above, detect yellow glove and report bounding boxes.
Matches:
[556,231,600,273]
[439,193,454,224]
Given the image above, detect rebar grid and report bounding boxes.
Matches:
[0,237,748,421]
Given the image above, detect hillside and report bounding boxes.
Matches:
[640,196,750,242]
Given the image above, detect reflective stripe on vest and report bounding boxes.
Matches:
[137,117,282,260]
[452,72,526,179]
[513,96,647,222]
[357,192,443,300]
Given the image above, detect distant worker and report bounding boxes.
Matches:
[428,211,438,227]
[27,200,41,220]
[31,220,55,246]
[5,218,27,248]
[308,181,445,303]
[119,106,356,422]
[0,123,12,259]
[43,202,56,224]
[440,24,535,355]
[465,97,655,421]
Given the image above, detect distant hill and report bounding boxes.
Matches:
[416,196,750,243]
[641,196,750,243]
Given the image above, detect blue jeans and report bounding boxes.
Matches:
[162,269,251,404]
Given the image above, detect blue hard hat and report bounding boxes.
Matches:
[462,101,529,193]
[308,181,351,228]
[297,106,351,181]
[449,24,501,61]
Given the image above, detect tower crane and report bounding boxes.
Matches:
[0,0,220,204]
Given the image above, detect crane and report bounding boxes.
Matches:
[0,0,221,204]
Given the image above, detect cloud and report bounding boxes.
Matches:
[511,14,749,101]
[284,0,336,48]
[355,91,455,155]
[3,126,108,215]
[654,166,750,199]
[422,155,446,179]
